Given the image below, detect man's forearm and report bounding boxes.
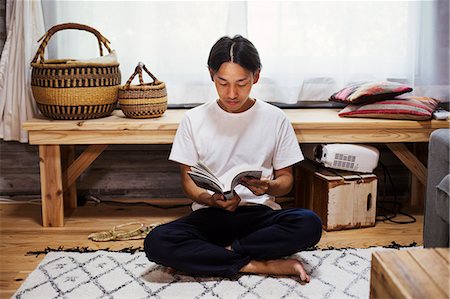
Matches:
[182,181,213,206]
[179,164,213,205]
[267,174,294,197]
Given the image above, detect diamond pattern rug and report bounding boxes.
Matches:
[13,247,415,299]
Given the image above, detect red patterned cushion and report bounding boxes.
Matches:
[330,81,413,104]
[338,96,439,120]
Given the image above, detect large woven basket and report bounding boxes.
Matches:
[118,62,167,119]
[31,23,121,120]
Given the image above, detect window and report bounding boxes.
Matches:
[42,1,449,104]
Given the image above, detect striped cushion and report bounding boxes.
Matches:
[338,96,439,120]
[330,81,413,104]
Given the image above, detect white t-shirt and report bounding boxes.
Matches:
[169,99,304,210]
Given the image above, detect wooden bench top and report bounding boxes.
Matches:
[23,109,450,145]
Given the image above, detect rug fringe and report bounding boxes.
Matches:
[25,241,419,257]
[305,241,418,251]
[26,246,144,257]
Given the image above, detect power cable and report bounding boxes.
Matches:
[85,194,191,210]
[376,162,416,224]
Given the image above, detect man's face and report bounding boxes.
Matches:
[211,62,260,113]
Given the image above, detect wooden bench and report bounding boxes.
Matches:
[370,248,449,299]
[22,108,450,227]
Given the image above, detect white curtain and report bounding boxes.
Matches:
[0,0,45,142]
[413,0,449,101]
[42,0,449,105]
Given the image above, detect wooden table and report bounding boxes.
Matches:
[23,109,450,227]
[370,248,449,299]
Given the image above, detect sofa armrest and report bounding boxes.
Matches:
[424,129,450,248]
[436,174,450,223]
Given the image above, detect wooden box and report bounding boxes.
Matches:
[370,248,449,299]
[295,160,377,231]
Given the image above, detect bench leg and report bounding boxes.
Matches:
[387,143,428,208]
[39,145,64,227]
[386,143,427,185]
[62,145,77,209]
[410,143,427,208]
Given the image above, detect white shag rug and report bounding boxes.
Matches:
[13,247,414,299]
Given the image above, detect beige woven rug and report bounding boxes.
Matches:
[13,246,416,299]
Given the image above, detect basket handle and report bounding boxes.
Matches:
[125,62,159,87]
[32,23,113,64]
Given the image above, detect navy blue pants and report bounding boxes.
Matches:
[144,205,322,277]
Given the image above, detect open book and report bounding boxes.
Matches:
[187,161,263,200]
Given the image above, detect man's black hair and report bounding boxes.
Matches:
[207,35,261,74]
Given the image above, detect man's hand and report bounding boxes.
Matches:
[205,192,241,212]
[240,177,270,196]
[240,167,294,197]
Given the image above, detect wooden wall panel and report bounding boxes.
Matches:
[1,141,411,201]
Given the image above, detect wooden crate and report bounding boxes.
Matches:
[370,248,449,299]
[295,160,377,231]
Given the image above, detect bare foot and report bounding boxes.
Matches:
[164,267,177,274]
[239,258,310,283]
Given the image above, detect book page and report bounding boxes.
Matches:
[196,160,216,178]
[187,172,224,195]
[190,161,220,182]
[190,166,214,180]
[190,164,222,188]
[222,165,262,193]
[189,161,262,199]
[229,170,263,192]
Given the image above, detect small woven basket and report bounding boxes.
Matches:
[31,23,121,120]
[118,62,167,119]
